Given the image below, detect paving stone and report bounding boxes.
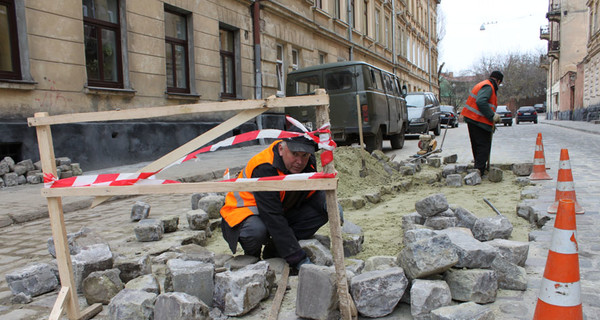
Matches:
[5,262,59,297]
[187,209,210,231]
[113,254,152,283]
[125,274,160,294]
[107,289,157,320]
[445,268,498,303]
[160,215,179,233]
[362,256,397,272]
[131,201,151,222]
[134,219,164,242]
[299,239,333,266]
[487,167,503,182]
[445,174,463,187]
[398,234,458,279]
[415,193,450,217]
[410,279,452,320]
[512,163,533,176]
[154,292,210,320]
[436,228,497,268]
[296,264,339,320]
[82,268,124,305]
[214,261,274,316]
[350,267,408,318]
[196,195,225,220]
[431,301,494,320]
[472,215,513,241]
[165,259,214,307]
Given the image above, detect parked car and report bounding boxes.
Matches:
[440,105,458,128]
[496,105,513,126]
[516,106,538,124]
[285,61,408,152]
[405,92,442,135]
[534,103,546,113]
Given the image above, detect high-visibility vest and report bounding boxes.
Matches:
[463,79,497,126]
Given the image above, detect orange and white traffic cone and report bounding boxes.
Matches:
[547,149,584,214]
[529,133,552,180]
[533,199,582,320]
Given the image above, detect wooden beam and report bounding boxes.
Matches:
[268,263,290,320]
[49,286,69,320]
[78,303,103,320]
[90,107,267,208]
[43,178,338,198]
[315,91,357,320]
[35,114,81,320]
[27,95,329,127]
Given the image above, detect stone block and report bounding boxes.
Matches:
[443,154,458,164]
[224,255,260,271]
[131,201,151,222]
[410,279,452,319]
[113,254,152,283]
[487,167,503,182]
[342,221,364,257]
[415,193,449,217]
[13,164,27,176]
[181,231,207,246]
[55,157,71,166]
[485,239,529,267]
[431,302,494,320]
[3,172,18,187]
[214,261,274,316]
[490,256,527,291]
[515,177,531,186]
[165,259,214,307]
[424,217,457,230]
[71,163,83,175]
[350,267,408,318]
[463,171,482,186]
[82,268,124,305]
[398,234,458,279]
[362,256,397,272]
[403,212,425,225]
[345,259,365,275]
[472,216,513,241]
[196,195,225,219]
[16,159,35,171]
[59,170,73,179]
[516,202,534,223]
[125,274,160,294]
[47,227,108,258]
[402,228,437,245]
[296,264,339,320]
[170,244,215,263]
[160,215,179,233]
[10,292,32,304]
[187,209,210,230]
[445,269,498,303]
[365,192,381,204]
[299,239,333,266]
[521,186,540,199]
[154,292,210,320]
[428,157,442,168]
[134,219,164,242]
[26,174,42,184]
[71,243,114,293]
[512,163,533,176]
[107,289,157,320]
[5,263,59,297]
[400,165,416,176]
[456,164,469,173]
[2,156,15,169]
[0,161,9,175]
[436,228,498,268]
[445,174,463,187]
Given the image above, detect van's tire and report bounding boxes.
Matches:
[390,130,405,149]
[433,121,441,136]
[365,128,383,153]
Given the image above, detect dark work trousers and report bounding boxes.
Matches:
[221,191,328,259]
[467,122,493,174]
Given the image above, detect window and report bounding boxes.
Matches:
[164,9,189,93]
[276,44,284,96]
[292,49,299,71]
[369,68,383,90]
[294,75,320,95]
[319,52,326,64]
[385,16,390,48]
[325,70,353,91]
[220,28,236,98]
[0,0,20,80]
[83,0,123,88]
[375,9,380,42]
[334,0,341,19]
[363,0,368,35]
[350,0,355,28]
[315,0,322,9]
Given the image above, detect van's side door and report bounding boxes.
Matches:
[366,67,388,135]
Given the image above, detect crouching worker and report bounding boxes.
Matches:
[219,131,328,272]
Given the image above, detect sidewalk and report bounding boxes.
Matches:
[539,117,600,135]
[0,144,265,229]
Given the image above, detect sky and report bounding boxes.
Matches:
[438,0,549,74]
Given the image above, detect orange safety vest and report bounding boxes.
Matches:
[463,79,497,126]
[220,140,286,227]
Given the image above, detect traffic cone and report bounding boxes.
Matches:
[547,149,584,214]
[533,199,582,319]
[529,133,552,180]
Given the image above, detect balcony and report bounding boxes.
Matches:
[546,3,560,22]
[540,25,550,40]
[540,54,550,69]
[548,40,560,59]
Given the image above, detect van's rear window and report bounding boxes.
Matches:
[325,71,353,91]
[294,75,320,95]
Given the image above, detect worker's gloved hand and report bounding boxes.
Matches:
[493,113,501,123]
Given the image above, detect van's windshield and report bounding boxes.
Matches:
[406,95,425,107]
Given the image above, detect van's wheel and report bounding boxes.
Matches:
[433,121,441,136]
[390,130,405,149]
[365,128,383,153]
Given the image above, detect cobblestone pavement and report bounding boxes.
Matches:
[1,118,600,319]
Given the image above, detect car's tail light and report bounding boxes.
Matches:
[518,112,523,116]
[507,113,512,117]
[533,111,537,115]
[361,105,369,122]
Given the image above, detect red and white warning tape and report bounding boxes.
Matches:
[221,172,336,183]
[43,116,337,188]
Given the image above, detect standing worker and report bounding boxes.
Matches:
[462,71,504,176]
[219,129,331,272]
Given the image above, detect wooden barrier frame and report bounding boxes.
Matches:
[29,90,356,320]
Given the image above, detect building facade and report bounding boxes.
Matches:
[0,0,440,169]
[583,0,600,120]
[540,0,588,120]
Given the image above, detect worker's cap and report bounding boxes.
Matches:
[490,70,504,82]
[284,126,317,154]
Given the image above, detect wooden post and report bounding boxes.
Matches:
[34,113,82,320]
[356,95,364,149]
[314,90,357,320]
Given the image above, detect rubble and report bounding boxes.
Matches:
[0,156,82,188]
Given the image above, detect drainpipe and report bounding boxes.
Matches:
[392,0,396,72]
[427,0,432,92]
[252,0,265,143]
[348,0,354,60]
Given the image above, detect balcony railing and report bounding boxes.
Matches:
[540,25,550,40]
[548,40,560,58]
[546,3,561,22]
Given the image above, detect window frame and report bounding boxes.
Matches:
[375,8,380,42]
[219,27,236,98]
[164,8,190,94]
[276,44,284,96]
[0,0,21,80]
[83,0,124,88]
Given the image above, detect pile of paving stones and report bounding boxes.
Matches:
[5,191,532,319]
[0,156,82,188]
